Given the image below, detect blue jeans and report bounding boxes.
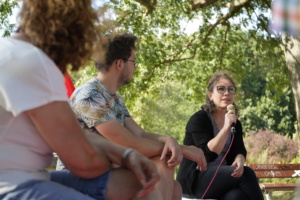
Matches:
[0,170,111,200]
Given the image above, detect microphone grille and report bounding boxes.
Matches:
[227,104,235,112]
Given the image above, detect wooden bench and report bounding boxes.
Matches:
[246,164,300,200]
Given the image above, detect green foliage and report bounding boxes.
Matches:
[239,88,296,137]
[123,79,203,142]
[2,0,296,138]
[1,1,298,197]
[69,1,295,139]
[0,0,18,37]
[70,62,97,88]
[2,0,294,137]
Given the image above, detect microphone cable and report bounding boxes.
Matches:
[200,128,235,200]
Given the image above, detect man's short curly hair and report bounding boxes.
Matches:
[18,0,99,73]
[95,33,137,72]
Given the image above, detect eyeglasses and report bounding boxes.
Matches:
[125,59,138,68]
[216,86,236,94]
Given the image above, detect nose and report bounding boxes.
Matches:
[224,90,230,95]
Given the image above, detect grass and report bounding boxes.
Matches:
[268,191,296,200]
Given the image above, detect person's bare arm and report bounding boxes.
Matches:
[95,119,165,158]
[207,110,236,154]
[26,101,160,195]
[180,145,207,171]
[85,133,160,198]
[125,117,185,167]
[231,154,245,178]
[26,101,112,178]
[124,117,208,170]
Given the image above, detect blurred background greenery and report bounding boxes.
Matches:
[2,0,299,199]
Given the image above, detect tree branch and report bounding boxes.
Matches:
[161,0,252,64]
[244,2,275,40]
[218,22,230,68]
[188,0,219,10]
[133,0,157,14]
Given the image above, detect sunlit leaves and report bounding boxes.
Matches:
[0,0,18,37]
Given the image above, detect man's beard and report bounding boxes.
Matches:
[119,72,132,86]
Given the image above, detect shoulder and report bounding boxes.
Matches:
[115,92,125,102]
[4,38,54,69]
[0,38,66,115]
[73,79,101,96]
[234,119,242,129]
[115,91,123,98]
[186,109,211,129]
[1,38,63,83]
[235,119,244,134]
[189,109,209,122]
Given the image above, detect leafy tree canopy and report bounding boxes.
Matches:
[0,0,18,37]
[1,0,296,138]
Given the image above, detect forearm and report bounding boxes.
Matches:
[142,131,171,143]
[207,126,231,154]
[85,133,125,166]
[86,134,161,199]
[26,102,113,178]
[123,136,165,157]
[126,117,174,144]
[180,144,202,160]
[96,120,165,158]
[180,144,207,171]
[234,154,245,164]
[180,145,193,160]
[63,134,114,178]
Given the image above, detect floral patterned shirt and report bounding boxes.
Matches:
[69,78,130,134]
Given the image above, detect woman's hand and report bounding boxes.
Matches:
[231,154,245,178]
[224,110,237,129]
[181,145,207,171]
[160,136,183,168]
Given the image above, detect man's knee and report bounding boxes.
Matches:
[150,156,175,173]
[107,168,142,199]
[173,180,182,198]
[151,157,178,182]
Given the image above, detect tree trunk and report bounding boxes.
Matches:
[282,34,300,139]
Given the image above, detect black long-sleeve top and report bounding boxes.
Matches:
[176,109,247,194]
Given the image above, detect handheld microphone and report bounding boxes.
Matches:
[227,104,236,134]
[226,104,235,113]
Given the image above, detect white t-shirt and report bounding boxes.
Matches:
[0,37,68,194]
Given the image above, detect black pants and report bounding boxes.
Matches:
[191,166,264,200]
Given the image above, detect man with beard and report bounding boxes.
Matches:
[67,33,207,200]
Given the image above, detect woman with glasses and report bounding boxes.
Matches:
[176,71,263,200]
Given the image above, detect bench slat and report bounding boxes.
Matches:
[260,183,299,191]
[247,164,300,171]
[246,163,300,197]
[253,170,299,178]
